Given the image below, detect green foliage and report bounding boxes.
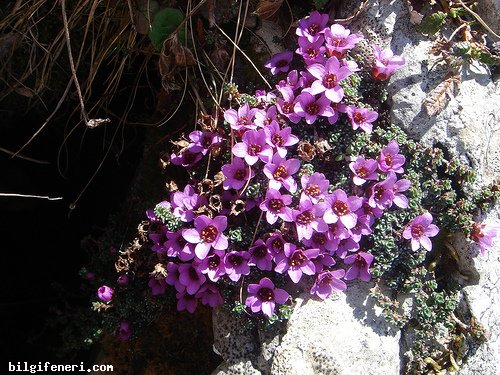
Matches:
[148,8,185,51]
[417,12,447,35]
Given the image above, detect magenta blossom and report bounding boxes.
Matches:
[292,196,328,241]
[264,50,294,75]
[368,175,396,209]
[349,156,378,185]
[336,237,360,259]
[148,277,167,296]
[117,321,131,341]
[178,263,206,295]
[277,69,301,91]
[303,231,339,254]
[274,243,320,283]
[224,103,259,132]
[182,215,228,259]
[259,188,293,224]
[263,154,301,193]
[117,274,129,286]
[324,24,363,58]
[310,269,347,299]
[198,249,226,282]
[170,149,203,168]
[371,45,405,81]
[248,240,274,271]
[224,251,251,282]
[306,56,352,103]
[378,140,406,173]
[232,129,274,165]
[195,283,224,308]
[176,291,198,313]
[266,232,286,256]
[276,86,301,124]
[97,285,114,302]
[254,105,277,128]
[296,11,329,42]
[164,230,195,261]
[344,252,374,281]
[294,92,335,124]
[245,277,289,317]
[188,130,222,155]
[171,184,206,222]
[392,175,411,209]
[403,212,439,251]
[323,189,363,229]
[221,157,255,190]
[166,262,185,293]
[345,105,379,134]
[301,172,330,203]
[296,37,326,65]
[263,122,299,158]
[471,222,500,254]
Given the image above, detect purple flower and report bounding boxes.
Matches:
[254,105,277,128]
[349,156,378,185]
[224,251,251,282]
[296,11,329,42]
[371,45,405,81]
[97,285,114,302]
[274,243,320,283]
[368,175,396,209]
[292,196,328,241]
[171,184,206,222]
[344,252,374,281]
[221,157,255,190]
[176,291,198,313]
[276,87,301,124]
[195,283,224,307]
[301,172,330,203]
[166,262,185,293]
[224,103,259,132]
[471,222,500,254]
[259,188,293,225]
[310,269,347,299]
[348,215,373,243]
[393,176,411,209]
[336,237,360,259]
[117,321,131,341]
[306,56,352,103]
[182,215,228,259]
[323,189,363,229]
[263,122,299,158]
[178,263,206,295]
[403,213,439,251]
[245,277,289,317]
[324,24,363,58]
[294,92,335,124]
[248,239,273,271]
[345,105,378,134]
[198,249,226,282]
[170,149,203,168]
[188,130,222,155]
[148,277,167,296]
[378,140,405,173]
[117,274,129,286]
[264,50,294,75]
[149,225,168,254]
[266,232,286,256]
[263,154,301,193]
[303,231,339,254]
[164,230,195,261]
[232,129,274,165]
[296,37,326,65]
[312,252,335,273]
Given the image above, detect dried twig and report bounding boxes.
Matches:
[0,193,63,200]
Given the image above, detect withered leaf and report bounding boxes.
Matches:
[253,0,284,20]
[423,72,461,116]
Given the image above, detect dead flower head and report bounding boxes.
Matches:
[297,141,316,161]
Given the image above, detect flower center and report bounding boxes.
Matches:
[306,103,320,115]
[318,273,333,286]
[296,210,314,225]
[355,255,367,268]
[201,225,218,243]
[188,267,199,281]
[257,287,274,302]
[238,116,252,125]
[312,232,326,245]
[201,134,212,148]
[289,250,307,267]
[272,238,284,253]
[356,166,369,178]
[353,112,365,124]
[253,245,268,258]
[272,134,284,146]
[308,24,320,36]
[234,168,246,181]
[269,198,284,212]
[248,144,262,156]
[273,165,288,181]
[282,102,294,114]
[374,186,385,200]
[208,254,221,269]
[228,254,243,267]
[411,224,425,239]
[307,47,318,58]
[333,201,349,216]
[276,59,289,68]
[385,153,393,166]
[305,184,321,197]
[323,73,338,89]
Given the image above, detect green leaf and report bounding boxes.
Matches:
[417,12,447,35]
[148,8,185,51]
[477,51,500,65]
